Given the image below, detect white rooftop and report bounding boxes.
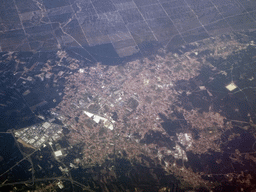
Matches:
[54,150,62,157]
[226,82,237,91]
[84,111,115,130]
[42,122,51,129]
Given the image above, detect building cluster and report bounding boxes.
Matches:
[49,34,250,189]
[14,120,63,149]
